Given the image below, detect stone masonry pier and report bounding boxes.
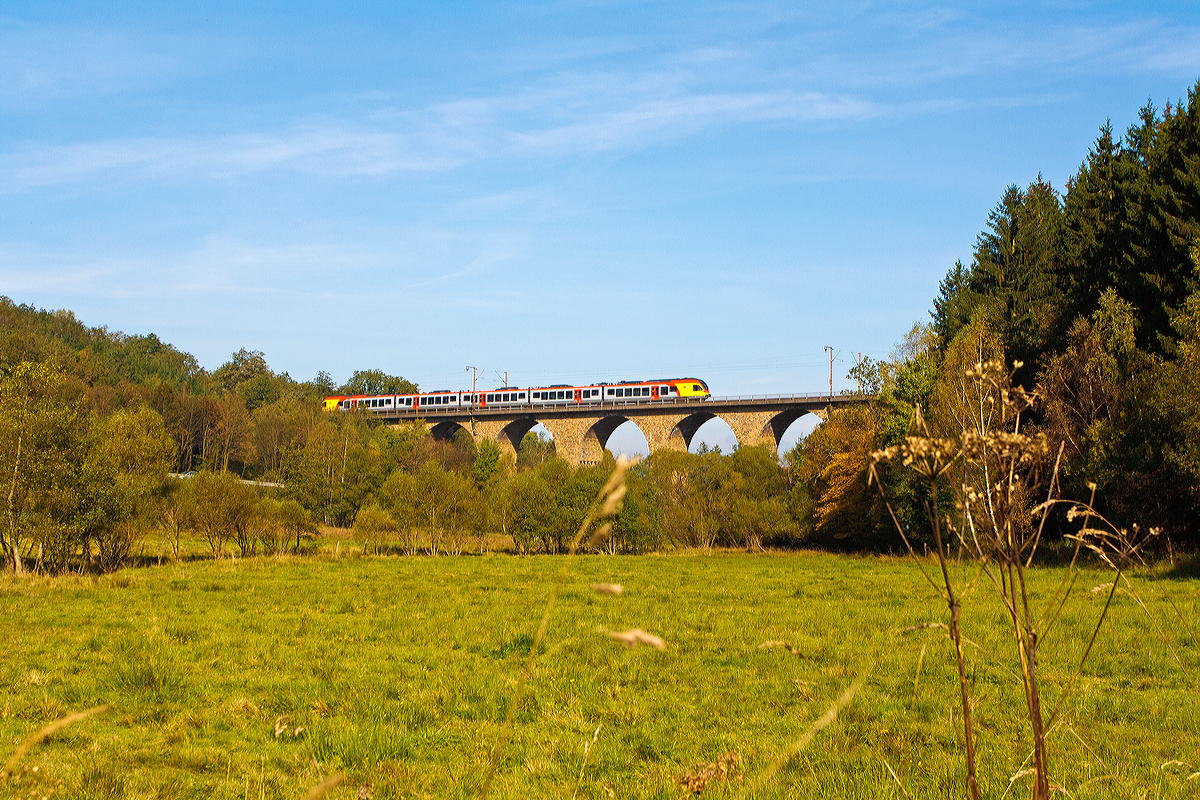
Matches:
[390,393,866,468]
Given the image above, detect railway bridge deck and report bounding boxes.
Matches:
[368,392,870,467]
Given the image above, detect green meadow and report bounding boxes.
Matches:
[1,549,1197,799]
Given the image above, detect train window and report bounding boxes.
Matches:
[606,389,613,396]
[519,393,525,399]
[693,384,702,392]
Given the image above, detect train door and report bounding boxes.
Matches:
[574,389,581,404]
[651,385,659,400]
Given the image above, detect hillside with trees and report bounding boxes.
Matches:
[4,79,1200,573]
[0,298,808,574]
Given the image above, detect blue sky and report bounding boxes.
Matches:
[2,2,1199,452]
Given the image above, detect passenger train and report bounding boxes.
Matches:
[323,377,710,413]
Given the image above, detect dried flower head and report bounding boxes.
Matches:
[607,628,667,650]
[600,484,626,517]
[586,523,612,547]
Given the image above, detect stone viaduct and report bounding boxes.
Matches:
[374,393,867,467]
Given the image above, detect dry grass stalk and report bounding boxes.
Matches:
[883,756,911,798]
[1,705,108,780]
[570,723,602,800]
[912,643,927,701]
[302,772,345,799]
[758,640,802,657]
[480,456,634,800]
[749,669,869,794]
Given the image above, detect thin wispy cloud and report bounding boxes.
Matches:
[2,83,881,191]
[0,126,458,191]
[4,11,1195,191]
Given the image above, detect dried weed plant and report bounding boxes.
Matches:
[869,360,1159,800]
[480,455,635,799]
[680,751,743,795]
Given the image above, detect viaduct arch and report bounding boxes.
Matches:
[422,403,833,467]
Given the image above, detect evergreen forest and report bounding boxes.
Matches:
[4,81,1200,573]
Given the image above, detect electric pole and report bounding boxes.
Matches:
[466,366,478,434]
[824,346,834,400]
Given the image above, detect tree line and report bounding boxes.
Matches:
[0,299,817,573]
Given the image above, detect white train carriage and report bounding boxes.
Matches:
[473,387,528,408]
[530,384,603,405]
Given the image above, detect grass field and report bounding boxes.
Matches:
[1,546,1197,799]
